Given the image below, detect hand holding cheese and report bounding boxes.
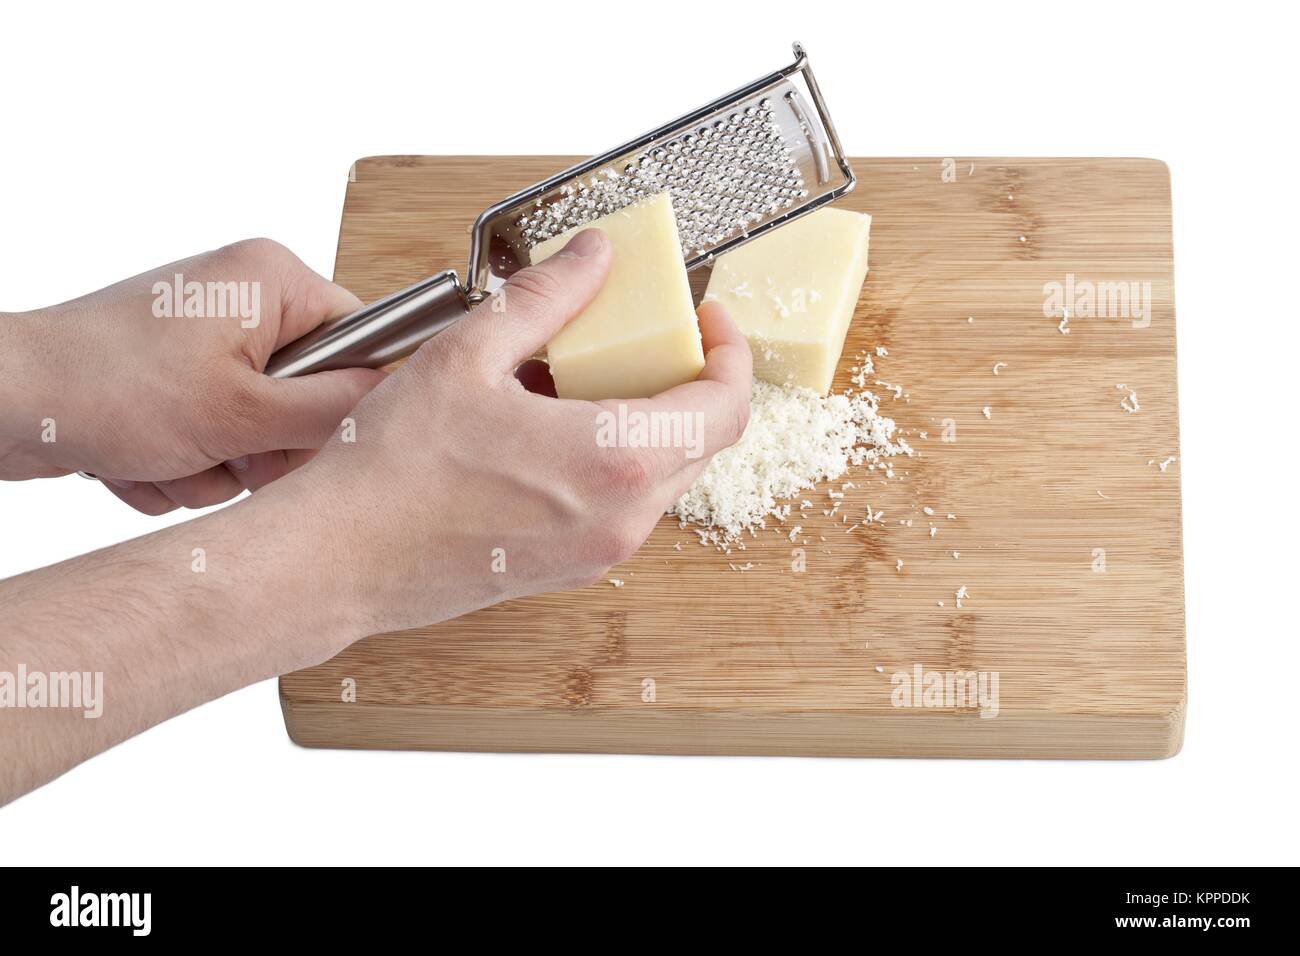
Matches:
[704,207,871,395]
[529,192,705,400]
[290,228,752,633]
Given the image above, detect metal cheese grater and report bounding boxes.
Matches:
[264,42,855,379]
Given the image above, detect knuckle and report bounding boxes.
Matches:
[711,400,749,449]
[222,237,290,264]
[225,374,271,426]
[590,522,645,568]
[199,373,267,458]
[597,447,655,496]
[155,480,203,510]
[412,326,487,383]
[217,238,300,286]
[571,568,607,591]
[504,265,563,312]
[727,400,751,444]
[135,495,177,517]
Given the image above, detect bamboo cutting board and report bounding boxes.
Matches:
[279,156,1184,759]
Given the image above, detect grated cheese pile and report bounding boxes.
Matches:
[670,379,911,548]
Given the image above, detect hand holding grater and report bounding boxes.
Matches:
[264,42,855,379]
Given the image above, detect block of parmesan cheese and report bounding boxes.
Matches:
[529,192,704,401]
[703,207,871,395]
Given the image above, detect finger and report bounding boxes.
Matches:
[672,300,754,397]
[593,301,753,485]
[447,228,611,372]
[660,451,713,504]
[98,479,179,516]
[647,300,753,459]
[153,466,246,509]
[224,449,318,493]
[237,366,385,454]
[514,358,557,397]
[274,262,367,352]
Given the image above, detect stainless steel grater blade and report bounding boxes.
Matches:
[265,42,855,379]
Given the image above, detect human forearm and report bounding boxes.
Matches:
[0,486,363,804]
[0,308,73,480]
[0,228,753,805]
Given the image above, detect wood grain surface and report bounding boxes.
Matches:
[279,156,1185,758]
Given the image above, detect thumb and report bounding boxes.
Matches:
[242,366,386,453]
[448,228,611,370]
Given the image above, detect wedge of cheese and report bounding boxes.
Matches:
[703,207,871,395]
[529,192,704,401]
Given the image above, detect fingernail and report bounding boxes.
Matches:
[227,456,250,472]
[106,479,136,490]
[556,229,605,259]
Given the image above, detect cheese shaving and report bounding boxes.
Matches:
[671,380,910,548]
[1117,384,1140,414]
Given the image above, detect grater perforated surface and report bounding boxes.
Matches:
[514,99,807,258]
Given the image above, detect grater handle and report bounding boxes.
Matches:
[264,271,470,379]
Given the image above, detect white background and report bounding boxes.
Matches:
[2,1,1296,865]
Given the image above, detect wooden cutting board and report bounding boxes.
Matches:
[279,156,1185,759]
